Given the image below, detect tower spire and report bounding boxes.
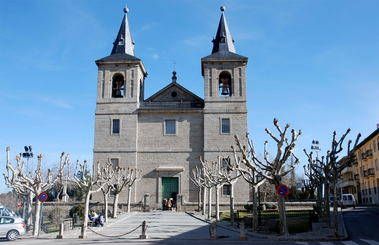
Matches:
[211,6,236,54]
[111,5,135,56]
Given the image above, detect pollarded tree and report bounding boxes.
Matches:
[234,119,302,236]
[231,145,266,231]
[217,156,241,225]
[72,160,114,238]
[4,147,69,236]
[190,165,208,216]
[111,167,141,217]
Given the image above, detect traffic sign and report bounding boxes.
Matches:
[276,184,289,197]
[38,192,48,203]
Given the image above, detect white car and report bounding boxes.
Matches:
[341,194,356,208]
[0,216,26,241]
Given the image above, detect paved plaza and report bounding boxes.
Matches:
[1,210,376,245]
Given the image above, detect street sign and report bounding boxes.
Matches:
[276,184,289,197]
[38,192,48,203]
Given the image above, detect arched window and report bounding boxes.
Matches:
[218,71,232,96]
[112,73,125,98]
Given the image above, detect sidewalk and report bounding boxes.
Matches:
[22,211,137,240]
[186,210,348,242]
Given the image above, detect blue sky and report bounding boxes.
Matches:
[0,0,378,193]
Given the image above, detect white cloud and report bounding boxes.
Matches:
[151,54,160,60]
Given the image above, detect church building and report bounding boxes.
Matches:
[93,6,250,209]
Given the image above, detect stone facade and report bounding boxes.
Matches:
[93,7,251,209]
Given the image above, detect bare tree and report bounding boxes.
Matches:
[217,156,241,225]
[304,129,360,236]
[111,167,141,218]
[190,166,207,216]
[233,119,301,236]
[100,162,116,223]
[72,160,114,238]
[4,147,68,236]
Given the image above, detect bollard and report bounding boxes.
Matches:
[78,224,85,239]
[56,223,64,239]
[209,221,217,240]
[239,222,247,240]
[139,221,147,239]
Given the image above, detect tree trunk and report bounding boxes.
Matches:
[277,194,288,236]
[103,192,108,223]
[317,184,323,220]
[26,192,33,230]
[324,182,331,227]
[80,192,91,238]
[113,193,119,218]
[33,199,42,237]
[252,186,259,232]
[215,186,220,221]
[197,188,201,212]
[332,180,339,236]
[230,183,235,225]
[207,187,212,220]
[202,187,206,216]
[127,186,132,213]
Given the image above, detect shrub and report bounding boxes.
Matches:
[69,205,84,219]
[47,207,64,227]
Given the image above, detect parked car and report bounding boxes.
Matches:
[0,216,25,241]
[341,194,356,208]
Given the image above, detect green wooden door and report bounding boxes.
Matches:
[162,177,179,199]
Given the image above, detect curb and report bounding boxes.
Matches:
[186,211,349,242]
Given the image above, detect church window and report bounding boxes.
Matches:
[164,119,176,135]
[221,118,230,134]
[223,184,231,195]
[110,158,119,169]
[221,157,232,172]
[112,119,120,134]
[112,73,125,98]
[219,71,232,96]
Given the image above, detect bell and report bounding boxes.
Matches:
[221,83,230,95]
[114,90,122,97]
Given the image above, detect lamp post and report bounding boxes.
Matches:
[20,146,33,225]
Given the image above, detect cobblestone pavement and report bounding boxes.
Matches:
[4,210,379,245]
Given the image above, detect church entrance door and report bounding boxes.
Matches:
[162,177,179,208]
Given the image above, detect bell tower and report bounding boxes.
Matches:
[201,6,248,158]
[93,6,147,171]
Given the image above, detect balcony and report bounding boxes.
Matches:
[368,168,375,177]
[338,179,356,188]
[342,166,354,174]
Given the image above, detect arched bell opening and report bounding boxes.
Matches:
[112,73,125,98]
[218,71,232,97]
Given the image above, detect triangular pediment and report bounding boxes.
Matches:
[145,82,204,104]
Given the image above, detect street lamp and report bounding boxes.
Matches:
[256,173,264,226]
[311,140,321,158]
[20,146,33,221]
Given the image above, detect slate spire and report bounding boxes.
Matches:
[111,5,135,56]
[211,6,236,54]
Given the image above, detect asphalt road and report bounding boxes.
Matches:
[342,206,379,242]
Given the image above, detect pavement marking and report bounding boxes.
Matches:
[294,242,309,245]
[360,239,379,245]
[342,241,360,245]
[319,242,334,245]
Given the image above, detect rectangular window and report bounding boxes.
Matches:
[223,184,231,195]
[110,158,119,169]
[165,119,176,135]
[221,118,230,134]
[112,119,120,134]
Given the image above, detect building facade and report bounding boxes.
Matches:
[339,127,379,204]
[93,6,250,209]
